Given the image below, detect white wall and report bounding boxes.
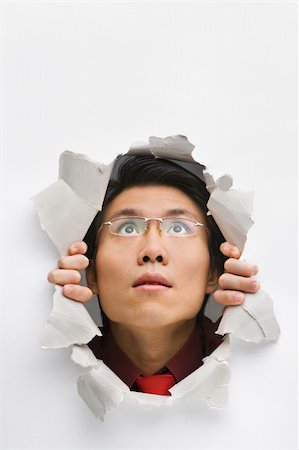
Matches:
[1,2,297,449]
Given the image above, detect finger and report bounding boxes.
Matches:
[58,254,89,270]
[213,289,245,305]
[62,284,94,302]
[224,258,258,277]
[47,269,81,285]
[220,242,241,259]
[218,272,260,293]
[68,241,88,256]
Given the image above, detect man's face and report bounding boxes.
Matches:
[90,185,216,330]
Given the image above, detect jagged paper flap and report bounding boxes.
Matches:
[73,340,231,418]
[205,172,254,252]
[59,151,114,210]
[42,286,102,349]
[170,337,231,408]
[77,362,130,421]
[217,290,280,343]
[128,135,195,161]
[32,179,98,256]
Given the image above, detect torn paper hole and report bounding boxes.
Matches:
[72,337,231,420]
[33,135,280,420]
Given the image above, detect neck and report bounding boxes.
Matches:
[110,318,196,376]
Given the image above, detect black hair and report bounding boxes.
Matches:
[84,155,227,323]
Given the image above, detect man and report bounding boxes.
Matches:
[48,154,259,395]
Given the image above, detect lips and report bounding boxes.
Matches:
[133,273,172,288]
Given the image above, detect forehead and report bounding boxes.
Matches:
[104,185,206,221]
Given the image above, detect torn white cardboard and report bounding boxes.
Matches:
[33,179,98,257]
[33,153,114,257]
[33,135,280,420]
[32,153,114,347]
[204,171,280,342]
[71,337,231,420]
[216,290,280,343]
[42,286,102,349]
[128,134,195,162]
[204,172,254,253]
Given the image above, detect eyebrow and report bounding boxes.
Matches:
[108,208,201,222]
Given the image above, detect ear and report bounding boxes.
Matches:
[86,263,99,295]
[205,269,219,294]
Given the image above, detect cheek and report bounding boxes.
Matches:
[176,245,211,304]
[175,242,210,278]
[180,269,210,318]
[96,250,123,290]
[94,245,131,317]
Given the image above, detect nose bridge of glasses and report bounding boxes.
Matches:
[144,217,163,234]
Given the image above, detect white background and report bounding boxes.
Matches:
[1,1,297,449]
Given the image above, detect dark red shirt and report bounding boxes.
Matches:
[88,316,223,390]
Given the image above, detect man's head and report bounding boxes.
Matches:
[85,155,226,328]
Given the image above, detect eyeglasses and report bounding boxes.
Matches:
[100,216,206,237]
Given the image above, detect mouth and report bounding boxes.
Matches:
[133,273,172,291]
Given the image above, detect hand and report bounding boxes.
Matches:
[213,242,260,305]
[47,241,94,302]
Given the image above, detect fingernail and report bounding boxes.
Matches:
[253,265,259,275]
[233,293,244,303]
[251,280,259,291]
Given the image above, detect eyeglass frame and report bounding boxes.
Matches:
[99,216,207,237]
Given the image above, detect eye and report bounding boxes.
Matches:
[115,219,140,235]
[166,220,191,235]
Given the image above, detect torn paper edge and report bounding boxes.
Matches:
[33,135,280,419]
[204,171,280,343]
[42,286,102,349]
[72,337,230,420]
[128,134,195,162]
[32,155,116,348]
[59,151,114,210]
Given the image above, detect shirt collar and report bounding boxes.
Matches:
[88,317,222,388]
[165,324,204,382]
[101,328,142,388]
[101,327,202,387]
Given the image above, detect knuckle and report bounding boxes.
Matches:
[77,255,89,269]
[219,242,226,252]
[70,241,88,254]
[213,289,221,300]
[218,273,228,288]
[63,285,93,302]
[81,242,88,253]
[72,271,81,283]
[213,289,226,305]
[76,289,90,302]
[81,255,90,268]
[58,257,66,268]
[220,242,231,256]
[224,258,233,272]
[85,289,93,301]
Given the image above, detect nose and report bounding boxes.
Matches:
[137,221,168,266]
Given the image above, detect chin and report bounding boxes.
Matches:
[133,309,194,330]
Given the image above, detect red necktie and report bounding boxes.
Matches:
[135,373,176,396]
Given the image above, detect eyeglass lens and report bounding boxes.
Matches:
[109,217,200,236]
